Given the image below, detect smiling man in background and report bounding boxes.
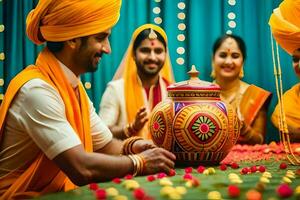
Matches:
[99,24,174,140]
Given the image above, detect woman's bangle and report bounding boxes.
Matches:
[124,123,138,138]
[122,136,144,155]
[128,154,145,176]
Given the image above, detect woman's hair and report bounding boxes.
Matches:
[212,34,247,61]
[133,29,166,52]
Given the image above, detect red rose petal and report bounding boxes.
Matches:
[95,188,106,200]
[228,185,240,198]
[250,166,257,173]
[197,166,205,173]
[276,184,293,198]
[146,175,156,182]
[185,167,193,173]
[89,183,99,190]
[258,165,266,173]
[112,178,121,184]
[231,162,239,169]
[279,162,287,170]
[124,174,133,179]
[241,167,249,175]
[157,172,167,179]
[133,188,146,200]
[183,173,193,180]
[169,169,176,176]
[220,164,227,171]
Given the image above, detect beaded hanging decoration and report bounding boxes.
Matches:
[270,30,300,165]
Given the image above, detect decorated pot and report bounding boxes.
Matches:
[149,66,241,166]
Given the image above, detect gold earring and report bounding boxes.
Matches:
[210,68,216,79]
[239,66,244,78]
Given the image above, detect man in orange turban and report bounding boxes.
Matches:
[269,0,300,141]
[0,1,175,198]
[99,24,174,140]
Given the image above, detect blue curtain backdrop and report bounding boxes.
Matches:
[0,0,297,142]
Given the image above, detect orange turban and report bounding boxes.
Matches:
[269,0,300,54]
[26,0,122,45]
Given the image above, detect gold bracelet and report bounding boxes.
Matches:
[136,154,145,175]
[122,136,144,155]
[128,154,145,176]
[128,155,138,176]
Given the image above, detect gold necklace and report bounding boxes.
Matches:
[220,81,242,110]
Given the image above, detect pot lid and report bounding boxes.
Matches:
[167,65,220,91]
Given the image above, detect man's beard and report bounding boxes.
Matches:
[136,62,163,77]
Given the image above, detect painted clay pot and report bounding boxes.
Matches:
[149,66,241,166]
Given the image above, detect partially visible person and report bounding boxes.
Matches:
[211,34,272,145]
[99,24,174,140]
[0,1,175,199]
[269,0,300,142]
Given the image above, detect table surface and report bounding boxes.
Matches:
[37,143,300,200]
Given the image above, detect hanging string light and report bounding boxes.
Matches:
[176,1,186,66]
[226,0,237,34]
[0,0,4,101]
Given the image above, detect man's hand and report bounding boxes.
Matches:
[139,148,176,175]
[132,107,148,132]
[132,139,156,154]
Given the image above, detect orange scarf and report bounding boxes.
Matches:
[0,48,92,199]
[271,83,300,131]
[115,24,174,139]
[240,85,272,126]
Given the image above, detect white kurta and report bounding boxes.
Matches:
[99,77,168,128]
[0,61,112,177]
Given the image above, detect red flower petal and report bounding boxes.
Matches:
[124,174,133,179]
[258,165,266,173]
[183,173,193,180]
[276,184,293,198]
[146,175,156,182]
[231,162,239,169]
[279,162,287,170]
[169,169,176,176]
[95,188,106,200]
[185,167,193,173]
[250,166,257,173]
[133,188,146,200]
[89,183,99,191]
[219,164,227,171]
[241,167,249,175]
[112,178,121,184]
[228,185,240,198]
[197,166,205,173]
[157,172,167,179]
